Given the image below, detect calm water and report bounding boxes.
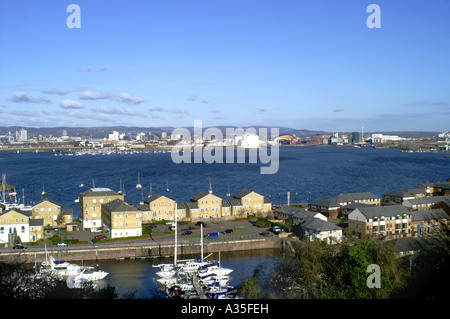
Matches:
[92,249,278,299]
[1,146,448,218]
[1,145,448,297]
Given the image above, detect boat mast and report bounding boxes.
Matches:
[1,174,5,203]
[174,203,177,267]
[201,224,204,261]
[136,172,142,189]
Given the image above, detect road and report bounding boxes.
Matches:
[0,219,278,254]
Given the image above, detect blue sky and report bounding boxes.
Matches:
[0,0,449,132]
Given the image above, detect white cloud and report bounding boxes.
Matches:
[79,91,145,105]
[79,91,111,100]
[78,66,110,72]
[9,92,52,104]
[92,106,144,117]
[41,88,70,96]
[116,93,145,105]
[59,99,84,109]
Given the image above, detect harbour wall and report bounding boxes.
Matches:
[0,238,283,263]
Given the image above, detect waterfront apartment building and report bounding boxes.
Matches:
[309,192,380,219]
[402,195,450,211]
[0,208,32,244]
[348,205,412,239]
[189,191,223,221]
[31,198,73,228]
[101,199,142,239]
[79,188,124,230]
[232,190,272,216]
[410,208,449,237]
[142,194,182,222]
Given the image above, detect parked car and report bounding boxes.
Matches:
[13,244,27,250]
[260,231,271,237]
[95,235,107,239]
[181,230,193,236]
[221,229,233,234]
[195,222,207,227]
[205,232,219,239]
[57,242,68,247]
[271,226,282,233]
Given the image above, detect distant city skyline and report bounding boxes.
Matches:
[0,0,449,132]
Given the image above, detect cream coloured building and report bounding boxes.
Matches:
[232,190,272,217]
[348,205,412,239]
[79,188,124,231]
[189,191,223,221]
[101,199,142,239]
[0,208,31,244]
[31,199,73,228]
[143,194,183,221]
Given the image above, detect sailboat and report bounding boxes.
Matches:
[208,178,213,194]
[166,180,170,192]
[41,182,46,196]
[139,187,144,205]
[118,178,124,195]
[136,172,142,189]
[148,182,152,197]
[226,183,231,197]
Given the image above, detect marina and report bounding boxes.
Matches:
[152,206,238,299]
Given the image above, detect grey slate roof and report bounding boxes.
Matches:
[102,199,139,212]
[333,192,380,202]
[136,204,150,211]
[382,190,415,198]
[403,195,450,206]
[276,205,311,217]
[185,202,199,209]
[62,208,73,215]
[80,188,120,197]
[190,192,210,201]
[29,218,44,226]
[355,205,410,219]
[389,237,444,254]
[410,208,449,222]
[309,198,340,208]
[228,199,242,206]
[232,190,253,199]
[341,202,373,211]
[300,217,342,232]
[434,182,450,190]
[309,192,380,209]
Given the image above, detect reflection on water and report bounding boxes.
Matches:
[93,249,279,299]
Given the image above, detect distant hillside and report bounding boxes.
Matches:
[0,126,439,139]
[0,126,329,138]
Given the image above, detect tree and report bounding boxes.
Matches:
[331,239,409,298]
[0,258,118,299]
[240,239,410,299]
